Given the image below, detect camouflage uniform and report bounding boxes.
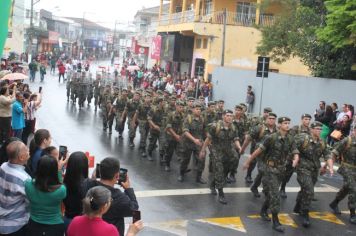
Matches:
[93,81,100,110]
[100,91,113,131]
[87,84,94,105]
[114,94,128,137]
[259,132,298,214]
[180,114,205,182]
[136,101,151,153]
[125,98,140,144]
[147,103,167,161]
[331,135,356,219]
[208,120,239,190]
[294,133,331,215]
[249,123,277,192]
[165,109,184,169]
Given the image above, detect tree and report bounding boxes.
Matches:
[317,0,356,48]
[257,0,355,79]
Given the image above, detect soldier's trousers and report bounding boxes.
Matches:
[66,89,70,100]
[165,139,182,167]
[138,120,149,150]
[115,113,126,135]
[229,151,241,175]
[180,146,203,174]
[210,149,239,189]
[261,168,284,214]
[102,109,108,129]
[296,168,318,212]
[147,129,165,155]
[108,113,115,131]
[281,161,294,189]
[94,95,99,107]
[87,94,93,104]
[338,166,356,209]
[251,161,264,189]
[247,142,257,177]
[128,117,138,139]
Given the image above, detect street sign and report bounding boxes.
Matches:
[256,56,270,78]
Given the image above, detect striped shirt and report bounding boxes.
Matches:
[0,162,31,234]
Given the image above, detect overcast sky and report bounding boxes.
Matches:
[37,0,160,28]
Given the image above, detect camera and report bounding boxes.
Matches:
[95,163,101,179]
[59,145,68,160]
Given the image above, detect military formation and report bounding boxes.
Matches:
[65,72,356,233]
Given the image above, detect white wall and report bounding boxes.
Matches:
[212,67,356,125]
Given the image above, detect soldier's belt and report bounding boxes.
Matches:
[341,162,356,169]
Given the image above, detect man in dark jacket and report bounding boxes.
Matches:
[82,157,139,236]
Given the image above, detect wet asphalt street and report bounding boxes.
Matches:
[27,61,356,236]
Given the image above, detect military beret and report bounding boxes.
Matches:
[188,97,195,101]
[278,116,291,124]
[235,104,243,110]
[268,112,277,118]
[192,102,202,108]
[310,121,323,129]
[264,107,273,113]
[218,100,225,103]
[223,109,233,115]
[239,103,247,108]
[301,113,312,119]
[208,101,216,106]
[176,100,185,106]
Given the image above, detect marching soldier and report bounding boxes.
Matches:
[165,100,185,172]
[100,85,113,132]
[114,89,128,139]
[241,111,277,197]
[243,117,299,232]
[179,103,206,184]
[293,121,333,228]
[200,110,241,204]
[132,93,152,157]
[329,126,356,224]
[216,100,225,120]
[280,113,312,198]
[147,96,167,162]
[93,77,101,111]
[202,101,218,125]
[122,91,141,147]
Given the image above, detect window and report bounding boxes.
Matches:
[236,2,256,25]
[26,9,30,18]
[203,38,208,49]
[196,38,202,49]
[204,0,213,15]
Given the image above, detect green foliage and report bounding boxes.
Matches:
[257,0,355,79]
[317,0,356,48]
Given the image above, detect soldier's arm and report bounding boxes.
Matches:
[240,134,251,154]
[199,136,212,159]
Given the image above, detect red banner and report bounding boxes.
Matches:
[151,35,161,60]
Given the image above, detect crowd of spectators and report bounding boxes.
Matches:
[0,129,143,235]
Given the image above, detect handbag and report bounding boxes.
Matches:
[330,130,342,140]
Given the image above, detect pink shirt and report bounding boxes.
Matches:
[67,215,119,236]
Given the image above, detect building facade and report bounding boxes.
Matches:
[157,0,310,80]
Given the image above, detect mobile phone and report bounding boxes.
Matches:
[96,163,101,179]
[132,210,141,223]
[39,86,42,93]
[59,145,67,160]
[118,168,128,184]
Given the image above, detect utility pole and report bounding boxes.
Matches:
[28,0,40,62]
[81,12,85,60]
[221,8,227,67]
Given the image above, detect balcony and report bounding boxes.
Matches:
[158,10,274,27]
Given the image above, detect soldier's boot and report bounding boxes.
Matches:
[165,162,171,172]
[177,171,184,182]
[159,154,165,166]
[279,183,287,199]
[141,148,147,158]
[293,200,301,214]
[272,213,285,233]
[196,171,206,184]
[218,189,227,204]
[250,186,260,198]
[129,138,135,148]
[227,173,236,183]
[260,201,271,221]
[301,210,310,228]
[245,175,253,183]
[147,150,153,161]
[350,209,356,224]
[210,182,217,195]
[329,199,341,215]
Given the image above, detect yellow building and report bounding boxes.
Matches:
[157,0,310,80]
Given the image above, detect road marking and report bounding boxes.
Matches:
[145,220,188,236]
[248,214,298,228]
[309,212,345,225]
[197,217,246,233]
[135,186,338,198]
